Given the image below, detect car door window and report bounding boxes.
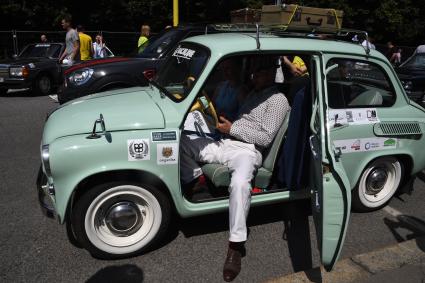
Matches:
[326,58,396,109]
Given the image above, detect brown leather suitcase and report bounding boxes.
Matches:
[261,4,343,31]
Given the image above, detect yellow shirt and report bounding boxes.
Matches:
[292,56,309,76]
[138,36,149,53]
[79,33,93,61]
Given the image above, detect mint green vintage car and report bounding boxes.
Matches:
[38,28,425,270]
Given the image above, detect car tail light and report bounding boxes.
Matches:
[143,69,156,81]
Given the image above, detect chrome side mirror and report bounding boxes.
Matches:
[87,114,106,139]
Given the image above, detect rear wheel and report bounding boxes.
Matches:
[72,182,171,259]
[0,88,7,95]
[352,157,403,212]
[33,74,52,96]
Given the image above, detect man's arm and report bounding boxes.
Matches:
[228,94,289,148]
[70,40,80,60]
[59,50,67,62]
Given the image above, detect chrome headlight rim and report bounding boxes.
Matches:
[41,144,52,178]
[68,68,94,86]
[401,80,413,90]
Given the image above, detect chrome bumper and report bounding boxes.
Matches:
[36,165,57,219]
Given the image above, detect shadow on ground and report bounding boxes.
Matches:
[86,264,144,283]
[175,199,315,273]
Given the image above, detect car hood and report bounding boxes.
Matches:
[42,87,165,144]
[0,57,49,66]
[396,66,425,78]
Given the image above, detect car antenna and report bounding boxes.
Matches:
[256,23,260,50]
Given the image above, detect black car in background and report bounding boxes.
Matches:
[0,43,64,96]
[58,25,219,104]
[396,53,425,105]
[58,25,215,104]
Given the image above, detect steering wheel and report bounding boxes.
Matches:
[190,90,219,128]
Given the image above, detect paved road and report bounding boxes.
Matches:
[0,92,425,283]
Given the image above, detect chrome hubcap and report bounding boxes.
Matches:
[365,168,388,195]
[105,202,143,236]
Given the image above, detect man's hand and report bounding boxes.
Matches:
[217,116,232,134]
[289,64,303,76]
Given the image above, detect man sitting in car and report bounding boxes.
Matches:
[180,57,290,282]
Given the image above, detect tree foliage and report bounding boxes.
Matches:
[0,0,424,45]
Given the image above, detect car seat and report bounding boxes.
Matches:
[349,90,383,106]
[201,111,291,188]
[277,86,311,190]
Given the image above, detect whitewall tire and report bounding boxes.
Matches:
[72,182,171,259]
[352,157,403,212]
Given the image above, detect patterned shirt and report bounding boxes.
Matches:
[230,85,290,149]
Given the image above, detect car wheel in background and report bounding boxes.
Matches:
[33,74,52,96]
[0,88,8,96]
[352,157,403,212]
[72,182,171,259]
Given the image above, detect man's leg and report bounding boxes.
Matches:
[221,140,262,282]
[180,134,222,184]
[225,144,262,242]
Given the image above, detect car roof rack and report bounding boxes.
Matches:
[209,23,371,55]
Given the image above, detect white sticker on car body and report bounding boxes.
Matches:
[157,143,178,165]
[127,139,150,161]
[329,108,380,128]
[333,137,397,154]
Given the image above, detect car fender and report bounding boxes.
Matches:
[48,130,181,223]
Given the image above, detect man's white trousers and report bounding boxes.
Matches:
[180,135,262,242]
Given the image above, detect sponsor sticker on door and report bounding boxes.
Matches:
[127,139,150,161]
[334,137,397,154]
[157,143,178,165]
[329,108,380,128]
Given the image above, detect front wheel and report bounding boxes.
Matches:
[352,157,403,212]
[33,74,52,96]
[72,182,171,259]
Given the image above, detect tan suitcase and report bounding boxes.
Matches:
[261,4,343,31]
[230,8,261,23]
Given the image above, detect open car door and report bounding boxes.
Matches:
[309,55,352,271]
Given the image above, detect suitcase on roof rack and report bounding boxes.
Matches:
[261,4,343,32]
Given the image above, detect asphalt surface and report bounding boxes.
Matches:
[0,91,425,283]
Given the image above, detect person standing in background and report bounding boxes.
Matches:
[93,34,106,58]
[137,25,150,53]
[76,25,93,61]
[59,15,80,65]
[40,34,48,43]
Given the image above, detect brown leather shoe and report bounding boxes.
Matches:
[223,243,245,282]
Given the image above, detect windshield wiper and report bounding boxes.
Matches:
[149,79,170,99]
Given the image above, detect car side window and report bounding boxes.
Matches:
[326,58,396,109]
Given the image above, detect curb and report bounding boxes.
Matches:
[265,235,425,283]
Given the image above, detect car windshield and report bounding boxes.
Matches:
[137,29,184,58]
[152,43,209,101]
[400,54,425,68]
[19,43,62,59]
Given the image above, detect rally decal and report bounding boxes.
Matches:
[172,46,196,62]
[333,137,397,154]
[157,143,178,165]
[127,139,150,161]
[151,131,177,142]
[329,108,379,129]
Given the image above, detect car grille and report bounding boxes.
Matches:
[374,122,422,136]
[0,66,8,78]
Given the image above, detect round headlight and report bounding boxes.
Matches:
[68,68,94,86]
